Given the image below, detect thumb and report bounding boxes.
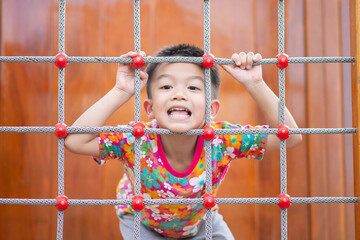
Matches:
[221,64,235,74]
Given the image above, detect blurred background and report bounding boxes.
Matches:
[0,0,356,239]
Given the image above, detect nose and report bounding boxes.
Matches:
[171,88,187,101]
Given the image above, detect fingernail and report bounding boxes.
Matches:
[246,65,251,69]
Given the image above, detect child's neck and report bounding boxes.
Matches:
[160,134,198,173]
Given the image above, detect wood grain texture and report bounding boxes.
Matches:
[0,0,356,239]
[350,1,360,240]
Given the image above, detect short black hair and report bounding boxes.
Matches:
[146,44,221,99]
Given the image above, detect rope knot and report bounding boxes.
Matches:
[276,53,288,68]
[55,195,69,211]
[55,53,68,68]
[132,195,145,211]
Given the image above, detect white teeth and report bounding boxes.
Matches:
[169,114,190,118]
[167,107,191,118]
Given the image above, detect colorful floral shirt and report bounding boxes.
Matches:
[93,120,267,238]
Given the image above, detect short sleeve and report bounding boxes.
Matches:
[218,122,268,160]
[92,132,127,165]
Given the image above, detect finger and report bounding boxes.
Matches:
[120,51,137,58]
[239,52,247,70]
[140,72,148,88]
[253,53,262,62]
[139,70,148,80]
[246,52,255,69]
[140,51,146,57]
[231,53,241,66]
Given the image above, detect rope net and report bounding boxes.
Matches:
[0,0,358,239]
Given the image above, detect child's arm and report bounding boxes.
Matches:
[221,52,302,152]
[64,51,148,156]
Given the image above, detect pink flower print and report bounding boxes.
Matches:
[164,182,172,191]
[164,190,184,199]
[212,138,223,147]
[150,139,158,152]
[151,212,162,221]
[225,147,236,158]
[161,213,174,221]
[124,133,135,144]
[157,190,166,198]
[183,220,201,236]
[104,138,112,147]
[146,159,153,168]
[189,172,206,193]
[141,135,147,143]
[250,144,258,151]
[143,193,160,213]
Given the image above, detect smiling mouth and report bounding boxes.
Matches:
[167,107,192,119]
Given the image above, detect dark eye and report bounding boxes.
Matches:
[189,86,200,91]
[160,85,172,90]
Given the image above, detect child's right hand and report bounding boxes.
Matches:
[115,51,148,97]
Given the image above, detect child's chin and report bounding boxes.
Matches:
[168,128,190,133]
[166,125,193,133]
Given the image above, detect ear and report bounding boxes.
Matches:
[143,99,155,119]
[210,100,220,120]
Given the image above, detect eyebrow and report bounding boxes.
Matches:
[157,74,204,82]
[156,73,175,81]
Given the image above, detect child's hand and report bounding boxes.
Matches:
[115,51,148,96]
[222,52,263,88]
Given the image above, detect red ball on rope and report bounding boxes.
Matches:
[132,122,145,138]
[203,125,215,140]
[276,53,289,69]
[278,193,291,209]
[277,124,289,140]
[55,195,69,211]
[55,123,68,138]
[132,195,145,211]
[202,53,214,68]
[55,53,68,68]
[131,53,145,68]
[202,193,216,209]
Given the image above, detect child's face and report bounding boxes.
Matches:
[144,63,220,133]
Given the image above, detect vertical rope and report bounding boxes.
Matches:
[203,0,213,239]
[57,211,64,240]
[133,1,142,240]
[278,0,285,53]
[281,209,288,240]
[57,1,66,240]
[134,68,141,123]
[205,140,212,240]
[278,0,287,240]
[58,0,66,54]
[134,0,141,53]
[58,70,65,197]
[203,0,210,54]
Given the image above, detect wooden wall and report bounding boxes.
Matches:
[0,0,356,239]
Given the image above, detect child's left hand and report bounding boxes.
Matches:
[221,52,263,88]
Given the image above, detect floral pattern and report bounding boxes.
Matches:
[93,120,267,238]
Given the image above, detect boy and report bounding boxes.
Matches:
[65,44,301,239]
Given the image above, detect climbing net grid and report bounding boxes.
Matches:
[0,0,359,239]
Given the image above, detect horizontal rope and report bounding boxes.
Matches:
[0,197,357,206]
[0,56,355,65]
[290,197,359,204]
[0,126,356,135]
[0,199,57,205]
